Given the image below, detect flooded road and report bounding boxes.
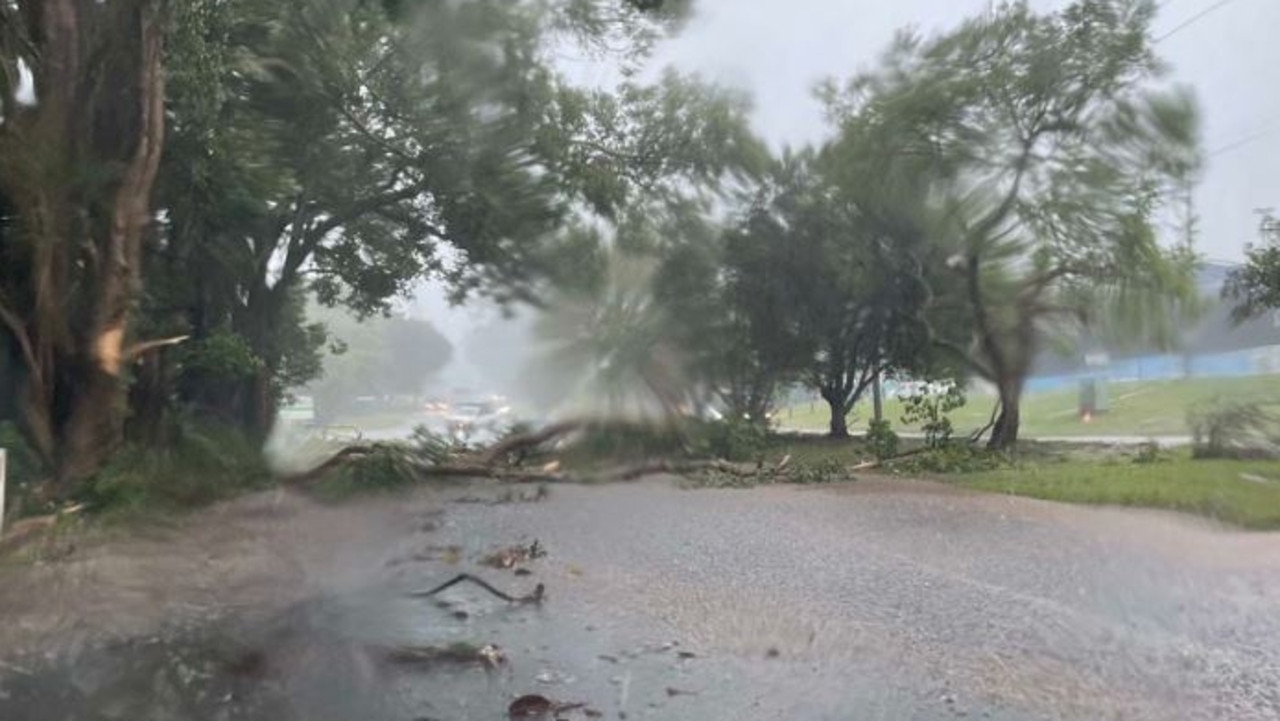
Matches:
[3,478,1280,720]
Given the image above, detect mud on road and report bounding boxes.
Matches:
[2,478,1279,720]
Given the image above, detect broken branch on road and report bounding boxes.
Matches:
[410,572,545,604]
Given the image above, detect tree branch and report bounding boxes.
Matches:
[279,182,430,284]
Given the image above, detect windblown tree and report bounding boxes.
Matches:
[725,152,938,438]
[651,209,800,424]
[1224,212,1280,323]
[823,0,1201,448]
[149,0,750,440]
[0,0,716,492]
[0,0,168,489]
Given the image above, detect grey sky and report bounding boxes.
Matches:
[419,0,1280,354]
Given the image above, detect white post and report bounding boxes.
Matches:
[0,448,6,537]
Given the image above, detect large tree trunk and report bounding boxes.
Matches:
[826,396,850,439]
[987,380,1023,450]
[0,1,168,494]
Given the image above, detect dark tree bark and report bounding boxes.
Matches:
[822,391,851,439]
[0,0,168,493]
[987,380,1023,450]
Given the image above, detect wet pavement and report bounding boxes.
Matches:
[3,478,1280,720]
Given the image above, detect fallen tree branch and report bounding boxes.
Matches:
[0,504,86,557]
[607,458,761,482]
[409,573,545,604]
[481,421,583,466]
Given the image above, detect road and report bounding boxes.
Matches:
[3,478,1279,720]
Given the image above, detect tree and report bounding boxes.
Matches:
[0,0,168,490]
[1224,212,1280,323]
[823,0,1201,448]
[533,245,692,421]
[724,152,938,438]
[150,0,752,440]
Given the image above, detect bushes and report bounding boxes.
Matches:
[864,420,899,460]
[899,382,966,449]
[689,417,769,462]
[0,422,47,519]
[885,444,1011,475]
[85,420,272,515]
[312,426,457,500]
[1187,399,1279,460]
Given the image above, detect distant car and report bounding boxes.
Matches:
[445,400,511,441]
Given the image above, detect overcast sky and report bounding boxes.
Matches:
[420,0,1280,350]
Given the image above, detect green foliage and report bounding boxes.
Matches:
[961,455,1280,529]
[1224,215,1280,323]
[1187,399,1279,460]
[1133,440,1165,465]
[888,445,1012,475]
[689,418,769,463]
[180,331,263,381]
[724,151,939,433]
[569,421,688,463]
[864,419,899,460]
[788,457,846,485]
[0,422,47,519]
[315,427,457,500]
[85,421,271,516]
[900,383,966,449]
[821,0,1201,448]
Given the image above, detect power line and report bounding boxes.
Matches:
[1155,0,1243,42]
[1208,123,1279,158]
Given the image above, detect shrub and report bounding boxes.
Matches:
[789,457,845,485]
[690,417,769,462]
[1133,440,1165,465]
[1187,399,1279,460]
[887,444,1011,475]
[900,381,966,449]
[0,422,48,518]
[865,419,899,460]
[87,420,272,515]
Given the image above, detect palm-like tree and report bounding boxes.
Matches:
[533,249,691,423]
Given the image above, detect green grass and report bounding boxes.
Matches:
[959,454,1280,529]
[779,374,1280,438]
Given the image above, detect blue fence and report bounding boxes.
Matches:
[1026,345,1280,393]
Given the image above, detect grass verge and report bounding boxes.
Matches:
[957,454,1280,529]
[779,374,1280,438]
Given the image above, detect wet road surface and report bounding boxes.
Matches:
[3,478,1280,720]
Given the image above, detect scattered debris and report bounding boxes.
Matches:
[481,540,547,571]
[665,687,698,697]
[596,654,620,664]
[676,651,697,660]
[409,573,545,605]
[535,668,576,685]
[507,694,587,719]
[380,642,506,669]
[508,694,554,718]
[514,567,534,577]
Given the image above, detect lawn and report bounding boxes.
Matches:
[778,374,1280,438]
[958,455,1280,529]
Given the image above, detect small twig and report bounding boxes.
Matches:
[409,573,544,604]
